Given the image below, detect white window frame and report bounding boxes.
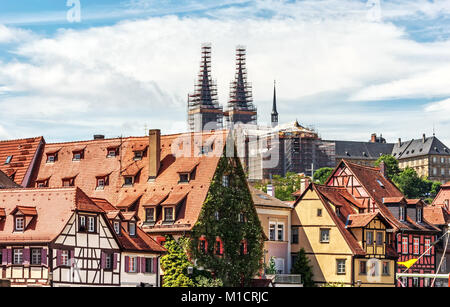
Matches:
[61,250,69,266]
[31,249,42,265]
[269,222,276,241]
[15,216,24,232]
[87,216,95,233]
[129,222,136,236]
[114,221,120,234]
[402,237,408,254]
[277,223,285,242]
[413,237,420,255]
[336,259,346,274]
[13,249,23,265]
[222,175,229,187]
[425,238,431,256]
[129,256,137,273]
[320,229,330,243]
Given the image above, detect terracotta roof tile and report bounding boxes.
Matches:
[347,213,379,228]
[424,205,449,225]
[116,194,143,209]
[0,187,101,242]
[161,191,189,206]
[0,137,44,187]
[31,131,228,235]
[0,208,6,217]
[142,193,169,206]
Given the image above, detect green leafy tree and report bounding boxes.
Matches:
[160,236,195,287]
[291,248,315,287]
[375,155,401,179]
[265,257,277,275]
[195,276,224,287]
[313,167,334,184]
[392,167,429,199]
[190,153,264,287]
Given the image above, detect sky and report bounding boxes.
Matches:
[0,0,449,145]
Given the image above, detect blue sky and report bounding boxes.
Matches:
[0,0,449,145]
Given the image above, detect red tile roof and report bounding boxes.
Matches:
[12,206,38,216]
[0,187,101,243]
[347,213,388,228]
[0,137,44,187]
[330,160,439,233]
[31,131,228,234]
[91,198,165,253]
[432,182,450,206]
[424,205,449,226]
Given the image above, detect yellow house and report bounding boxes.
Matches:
[291,183,397,287]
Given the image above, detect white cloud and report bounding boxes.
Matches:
[0,24,33,43]
[0,0,449,144]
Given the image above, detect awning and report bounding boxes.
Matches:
[161,191,189,206]
[142,193,169,207]
[46,148,62,155]
[176,160,199,174]
[12,206,38,216]
[116,194,143,209]
[121,165,143,177]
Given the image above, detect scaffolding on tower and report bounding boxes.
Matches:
[187,43,223,132]
[224,46,257,128]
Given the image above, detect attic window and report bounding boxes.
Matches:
[123,176,134,187]
[47,154,57,163]
[163,207,175,222]
[134,150,144,161]
[179,173,189,183]
[129,222,136,237]
[62,177,75,187]
[15,216,24,232]
[96,175,109,190]
[107,147,119,158]
[5,155,13,165]
[72,150,84,161]
[36,179,49,188]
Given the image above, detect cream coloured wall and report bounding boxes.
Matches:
[121,252,160,287]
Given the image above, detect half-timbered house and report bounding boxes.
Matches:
[326,160,440,287]
[0,187,164,287]
[292,183,397,286]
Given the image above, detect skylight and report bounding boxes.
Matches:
[376,179,385,188]
[5,156,12,165]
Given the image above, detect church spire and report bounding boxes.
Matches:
[271,80,278,128]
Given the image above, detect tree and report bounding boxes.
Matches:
[190,153,264,287]
[313,167,334,184]
[375,155,400,179]
[392,167,429,199]
[291,248,315,287]
[160,236,195,287]
[265,257,277,275]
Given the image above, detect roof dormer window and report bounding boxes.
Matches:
[96,174,110,190]
[179,173,189,183]
[129,222,136,237]
[15,216,24,232]
[417,207,422,223]
[72,148,85,161]
[107,147,119,158]
[113,221,121,235]
[62,177,75,187]
[123,176,134,187]
[399,205,406,221]
[47,154,56,163]
[163,207,175,223]
[36,179,49,188]
[134,150,143,161]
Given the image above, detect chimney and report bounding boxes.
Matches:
[94,135,105,140]
[398,138,402,146]
[379,161,387,178]
[422,133,426,143]
[370,133,377,143]
[148,129,161,181]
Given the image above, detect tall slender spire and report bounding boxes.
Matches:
[224,46,257,128]
[271,80,278,128]
[187,43,223,132]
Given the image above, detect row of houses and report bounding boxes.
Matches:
[0,131,448,287]
[252,160,449,287]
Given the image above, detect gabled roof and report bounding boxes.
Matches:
[0,187,102,243]
[0,137,44,187]
[432,182,450,206]
[346,212,391,229]
[297,183,365,256]
[392,136,450,159]
[250,186,292,209]
[329,160,439,233]
[91,197,165,253]
[0,169,19,189]
[11,206,38,216]
[424,205,449,226]
[31,131,228,233]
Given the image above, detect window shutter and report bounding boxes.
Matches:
[23,248,30,264]
[136,257,141,273]
[153,258,158,273]
[1,249,7,265]
[41,249,47,266]
[70,250,74,262]
[7,249,12,264]
[125,256,129,272]
[100,251,106,269]
[141,257,146,273]
[56,250,62,266]
[113,253,118,270]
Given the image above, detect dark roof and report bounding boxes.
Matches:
[329,140,394,160]
[0,170,19,189]
[392,136,450,159]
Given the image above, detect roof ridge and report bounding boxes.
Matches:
[0,136,43,144]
